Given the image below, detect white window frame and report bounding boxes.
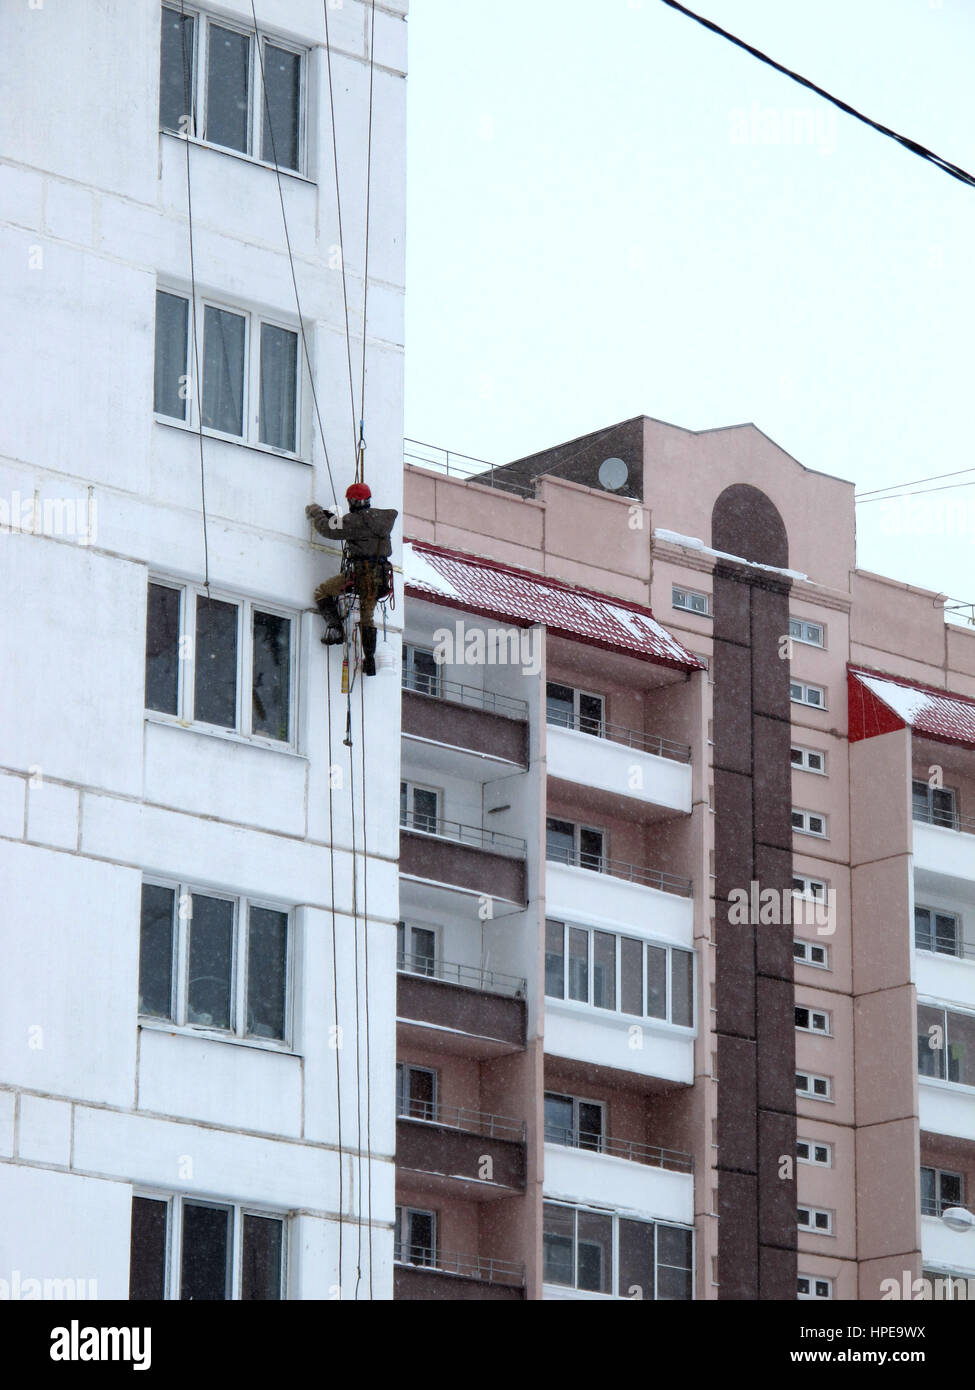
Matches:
[396,921,439,976]
[542,1201,694,1300]
[395,1063,438,1122]
[920,1165,964,1218]
[139,878,294,1048]
[545,681,606,736]
[790,680,827,710]
[791,745,827,775]
[794,939,830,970]
[394,1206,437,1268]
[798,1274,833,1300]
[672,585,711,617]
[160,5,310,176]
[131,1192,287,1299]
[790,617,826,648]
[154,286,304,459]
[795,1004,831,1035]
[402,644,442,698]
[914,905,962,959]
[912,778,959,829]
[545,818,606,870]
[545,920,695,1029]
[797,1138,832,1167]
[793,874,828,901]
[798,1206,834,1236]
[146,578,299,750]
[792,807,828,839]
[400,780,443,834]
[543,1091,606,1151]
[796,1070,832,1101]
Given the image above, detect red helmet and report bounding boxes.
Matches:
[346,482,371,502]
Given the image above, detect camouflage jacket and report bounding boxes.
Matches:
[312,506,398,560]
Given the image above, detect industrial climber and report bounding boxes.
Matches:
[306,483,398,676]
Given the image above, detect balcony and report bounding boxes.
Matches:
[913,808,975,885]
[400,811,527,904]
[403,670,529,769]
[397,955,527,1057]
[547,715,692,815]
[544,1131,694,1226]
[394,1246,526,1300]
[397,1101,527,1198]
[921,1215,975,1278]
[545,853,693,947]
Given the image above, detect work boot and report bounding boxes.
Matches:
[316,597,345,646]
[361,626,378,676]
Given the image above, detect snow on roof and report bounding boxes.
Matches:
[403,539,703,670]
[850,666,975,749]
[653,529,809,582]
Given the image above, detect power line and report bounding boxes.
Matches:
[659,0,975,191]
[856,465,975,499]
[856,478,975,505]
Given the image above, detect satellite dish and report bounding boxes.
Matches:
[598,457,629,492]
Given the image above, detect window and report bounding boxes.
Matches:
[797,1275,832,1300]
[159,6,306,173]
[792,808,828,838]
[794,940,829,969]
[400,782,441,835]
[545,920,694,1026]
[396,1064,437,1122]
[145,581,295,745]
[921,1166,963,1218]
[402,645,442,698]
[796,1070,831,1100]
[672,586,710,616]
[914,906,961,958]
[394,1207,436,1268]
[912,779,959,830]
[139,881,290,1042]
[154,290,300,454]
[396,922,437,977]
[543,1203,692,1299]
[917,1003,975,1086]
[795,1005,830,1035]
[791,745,826,774]
[546,682,605,736]
[798,1207,833,1235]
[544,1093,605,1151]
[790,681,826,709]
[546,818,605,871]
[790,617,825,648]
[797,1139,832,1167]
[793,875,828,900]
[130,1194,284,1300]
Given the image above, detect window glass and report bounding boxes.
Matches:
[542,1204,574,1286]
[145,582,181,714]
[412,788,439,833]
[917,1004,946,1080]
[545,683,574,728]
[153,290,188,419]
[546,818,574,864]
[411,927,436,976]
[202,305,246,435]
[544,1093,573,1145]
[579,827,603,870]
[593,932,616,1010]
[406,1211,434,1266]
[620,936,643,1016]
[129,1197,168,1301]
[671,949,693,1026]
[579,693,604,736]
[159,7,195,134]
[577,1212,612,1293]
[935,913,960,956]
[251,610,291,740]
[241,1215,283,1300]
[195,595,238,728]
[139,883,176,1019]
[408,648,440,697]
[206,25,251,153]
[246,907,287,1040]
[618,1219,654,1301]
[948,1010,975,1086]
[568,928,588,1003]
[187,894,234,1029]
[258,323,297,451]
[577,1102,603,1152]
[180,1202,231,1300]
[646,944,667,1020]
[545,920,565,999]
[262,44,301,169]
[656,1225,693,1300]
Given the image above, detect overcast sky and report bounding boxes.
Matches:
[404,0,975,616]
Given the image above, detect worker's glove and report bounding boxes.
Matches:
[306,503,325,519]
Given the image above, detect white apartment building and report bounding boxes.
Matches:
[0,0,407,1300]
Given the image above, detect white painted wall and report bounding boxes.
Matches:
[547,725,692,812]
[0,0,406,1300]
[543,1144,694,1226]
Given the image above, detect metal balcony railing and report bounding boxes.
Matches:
[397,1099,526,1142]
[921,1196,962,1218]
[404,438,533,498]
[915,934,975,962]
[394,1244,526,1286]
[397,950,527,999]
[913,807,975,834]
[547,711,692,763]
[546,846,693,898]
[544,1124,694,1173]
[403,668,529,721]
[400,809,527,857]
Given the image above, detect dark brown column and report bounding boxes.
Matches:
[712,486,797,1301]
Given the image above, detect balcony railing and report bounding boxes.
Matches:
[403,669,529,721]
[547,712,691,763]
[914,807,975,834]
[401,810,527,858]
[546,847,693,898]
[915,935,975,962]
[397,1100,526,1142]
[397,951,527,998]
[544,1124,694,1173]
[394,1244,526,1287]
[404,437,533,498]
[921,1196,961,1218]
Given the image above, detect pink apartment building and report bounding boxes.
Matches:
[391,416,975,1301]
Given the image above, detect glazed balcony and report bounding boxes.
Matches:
[547,713,692,814]
[397,1101,527,1198]
[397,954,527,1057]
[543,1128,694,1227]
[402,669,529,768]
[394,1246,526,1300]
[400,811,527,904]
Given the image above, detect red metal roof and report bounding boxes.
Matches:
[848,665,975,749]
[403,540,703,671]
